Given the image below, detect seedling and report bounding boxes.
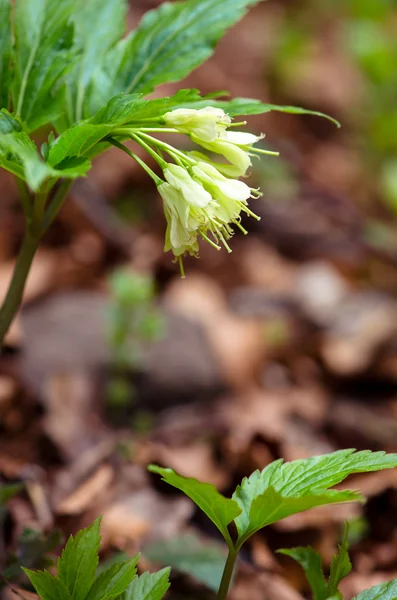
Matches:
[22,452,397,600]
[0,0,338,347]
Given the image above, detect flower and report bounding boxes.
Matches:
[188,151,245,179]
[191,131,263,177]
[191,161,254,223]
[163,163,212,207]
[163,107,231,142]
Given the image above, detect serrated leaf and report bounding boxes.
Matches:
[23,569,73,600]
[144,533,227,592]
[57,517,101,600]
[86,0,264,114]
[235,486,361,546]
[148,465,241,545]
[278,547,328,600]
[353,580,397,600]
[12,0,77,131]
[0,0,12,109]
[233,450,397,545]
[120,567,170,600]
[85,556,139,600]
[69,0,127,123]
[327,527,352,597]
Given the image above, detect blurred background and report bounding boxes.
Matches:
[1,1,397,598]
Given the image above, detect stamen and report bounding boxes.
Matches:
[200,231,221,250]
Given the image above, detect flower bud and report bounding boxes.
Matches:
[163,107,231,142]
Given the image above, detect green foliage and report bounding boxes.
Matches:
[12,0,77,132]
[353,580,397,600]
[85,0,264,115]
[279,526,351,600]
[120,568,171,600]
[0,0,11,110]
[150,450,397,551]
[148,465,241,547]
[23,517,144,600]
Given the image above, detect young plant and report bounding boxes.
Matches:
[22,517,171,600]
[279,524,397,600]
[279,524,352,600]
[149,449,397,600]
[0,0,339,347]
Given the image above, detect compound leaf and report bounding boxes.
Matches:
[233,450,397,545]
[13,0,77,131]
[87,0,264,114]
[148,465,241,545]
[69,0,127,123]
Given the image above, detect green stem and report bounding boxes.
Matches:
[217,548,238,600]
[43,180,72,231]
[0,180,71,348]
[0,231,40,346]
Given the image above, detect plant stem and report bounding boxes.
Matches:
[0,231,40,346]
[0,180,71,348]
[217,548,238,600]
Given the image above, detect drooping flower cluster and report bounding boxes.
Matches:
[112,106,277,275]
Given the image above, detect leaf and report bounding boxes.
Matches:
[235,486,361,546]
[85,556,139,600]
[23,569,73,600]
[148,465,241,545]
[327,527,352,597]
[174,96,341,127]
[233,450,397,545]
[120,567,170,600]
[47,89,207,166]
[86,0,264,114]
[69,0,127,123]
[57,517,101,600]
[144,533,227,592]
[353,580,397,600]
[12,0,77,132]
[278,547,328,600]
[0,0,12,109]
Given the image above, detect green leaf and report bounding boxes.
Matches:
[57,517,102,600]
[87,0,264,114]
[85,556,139,600]
[327,527,352,597]
[178,96,341,127]
[0,0,12,109]
[148,465,241,546]
[69,0,127,123]
[235,485,361,546]
[120,567,170,600]
[144,533,227,592]
[353,580,397,600]
[47,89,208,166]
[23,569,73,600]
[278,547,328,600]
[12,0,77,131]
[233,450,397,546]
